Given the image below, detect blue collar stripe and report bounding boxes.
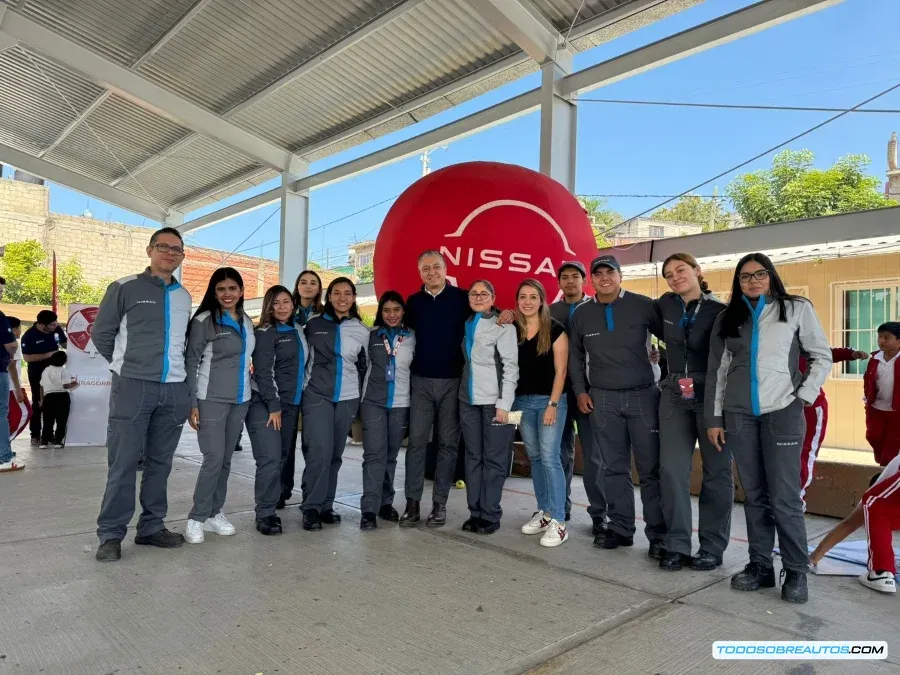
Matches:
[333,323,343,403]
[293,327,304,406]
[605,305,614,332]
[465,315,481,404]
[161,286,171,383]
[742,295,767,416]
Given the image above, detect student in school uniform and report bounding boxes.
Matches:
[184,267,255,545]
[302,277,369,531]
[864,322,900,467]
[810,455,900,594]
[246,285,309,536]
[459,280,519,535]
[359,291,416,530]
[39,351,78,447]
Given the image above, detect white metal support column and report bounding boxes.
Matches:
[165,212,186,283]
[539,51,576,193]
[279,163,310,288]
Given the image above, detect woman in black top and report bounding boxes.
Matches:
[512,279,570,548]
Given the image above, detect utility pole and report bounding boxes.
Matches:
[420,145,448,177]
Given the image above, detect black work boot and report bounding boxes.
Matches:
[399,499,420,528]
[256,515,283,536]
[302,509,323,531]
[690,550,723,571]
[591,516,608,536]
[360,512,378,531]
[594,530,634,550]
[659,552,692,571]
[321,509,342,525]
[647,539,667,560]
[378,504,400,522]
[731,562,776,591]
[96,539,122,562]
[134,528,184,548]
[780,569,809,603]
[461,517,481,532]
[425,503,446,529]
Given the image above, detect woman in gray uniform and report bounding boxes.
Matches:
[247,285,310,536]
[359,291,416,530]
[184,267,255,544]
[459,280,519,535]
[302,277,369,531]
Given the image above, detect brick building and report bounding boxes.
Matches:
[0,176,279,299]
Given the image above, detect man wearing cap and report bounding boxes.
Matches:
[569,255,667,556]
[550,261,606,532]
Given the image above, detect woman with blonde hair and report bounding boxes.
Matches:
[512,279,569,547]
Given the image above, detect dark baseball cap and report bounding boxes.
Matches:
[557,261,586,278]
[591,254,621,273]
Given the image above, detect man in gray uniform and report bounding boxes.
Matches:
[569,255,666,556]
[550,261,606,532]
[93,227,193,562]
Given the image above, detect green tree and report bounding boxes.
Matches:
[356,263,374,283]
[652,194,731,232]
[0,240,109,306]
[578,196,621,248]
[726,149,895,226]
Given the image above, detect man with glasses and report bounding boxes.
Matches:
[21,309,67,445]
[93,227,193,562]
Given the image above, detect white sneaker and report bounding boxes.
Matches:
[858,570,896,593]
[39,444,49,449]
[0,460,25,472]
[184,519,205,544]
[540,519,569,548]
[204,513,236,536]
[521,510,550,535]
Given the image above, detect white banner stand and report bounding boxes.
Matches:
[65,304,111,447]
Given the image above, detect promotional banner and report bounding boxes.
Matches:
[374,162,596,307]
[65,304,111,446]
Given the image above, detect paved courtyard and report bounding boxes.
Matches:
[1,429,898,675]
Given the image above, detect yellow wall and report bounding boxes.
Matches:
[622,251,900,450]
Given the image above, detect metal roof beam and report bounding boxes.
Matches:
[465,0,571,67]
[0,9,297,172]
[0,141,175,223]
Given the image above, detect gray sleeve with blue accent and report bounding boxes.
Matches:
[92,280,123,363]
[705,313,730,429]
[253,327,280,413]
[496,324,519,411]
[795,300,832,404]
[185,316,209,409]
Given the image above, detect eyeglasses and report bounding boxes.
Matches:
[468,292,492,300]
[738,270,769,283]
[151,243,185,255]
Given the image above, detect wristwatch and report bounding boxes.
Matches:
[548,401,559,408]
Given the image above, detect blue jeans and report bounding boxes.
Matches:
[0,373,12,463]
[514,394,567,521]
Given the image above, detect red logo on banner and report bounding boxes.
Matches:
[374,162,596,307]
[66,306,99,353]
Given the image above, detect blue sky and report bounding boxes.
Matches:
[5,0,895,265]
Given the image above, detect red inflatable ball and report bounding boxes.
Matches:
[374,161,596,308]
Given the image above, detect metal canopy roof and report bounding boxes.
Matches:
[0,0,698,220]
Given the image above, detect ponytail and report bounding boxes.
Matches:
[698,275,709,293]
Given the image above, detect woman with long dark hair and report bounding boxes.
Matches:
[301,277,369,531]
[246,285,309,536]
[512,279,569,547]
[184,267,255,544]
[706,253,831,603]
[358,290,416,530]
[656,253,731,573]
[293,269,324,326]
[459,280,519,535]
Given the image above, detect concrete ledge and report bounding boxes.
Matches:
[512,441,880,519]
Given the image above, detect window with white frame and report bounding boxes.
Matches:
[648,225,665,238]
[357,251,372,267]
[834,281,900,376]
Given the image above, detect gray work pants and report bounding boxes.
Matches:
[460,401,515,524]
[96,374,190,542]
[659,379,733,557]
[562,389,607,519]
[590,385,665,541]
[301,392,358,513]
[406,376,461,505]
[246,394,299,518]
[189,400,249,522]
[727,398,808,573]
[360,402,408,514]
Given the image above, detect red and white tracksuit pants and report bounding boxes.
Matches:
[862,461,900,574]
[799,398,827,510]
[9,389,32,441]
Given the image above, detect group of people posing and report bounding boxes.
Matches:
[90,226,900,606]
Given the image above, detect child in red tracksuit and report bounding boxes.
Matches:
[798,347,869,508]
[810,453,900,594]
[864,322,900,467]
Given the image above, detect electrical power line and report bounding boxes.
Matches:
[600,81,900,238]
[579,193,723,199]
[577,98,900,114]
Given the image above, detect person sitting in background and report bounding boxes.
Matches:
[39,351,78,448]
[864,322,900,467]
[7,317,31,444]
[21,309,66,446]
[809,455,900,594]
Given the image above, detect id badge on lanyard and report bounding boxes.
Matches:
[383,335,403,383]
[680,299,702,400]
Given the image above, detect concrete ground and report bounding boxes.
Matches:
[1,430,898,675]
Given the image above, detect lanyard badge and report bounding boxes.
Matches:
[382,334,403,382]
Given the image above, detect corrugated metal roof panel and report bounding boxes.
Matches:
[136,0,404,114]
[529,0,627,33]
[43,95,193,185]
[229,0,518,150]
[18,0,200,66]
[570,0,701,51]
[0,46,105,155]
